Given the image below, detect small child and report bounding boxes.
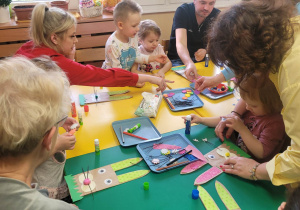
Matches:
[184,77,289,163]
[102,0,167,80]
[31,56,78,202]
[138,19,172,78]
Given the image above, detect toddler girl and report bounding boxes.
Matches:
[138,19,172,78]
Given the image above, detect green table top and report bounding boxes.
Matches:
[65,124,286,210]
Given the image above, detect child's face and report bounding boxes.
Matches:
[140,31,159,53]
[244,97,267,116]
[119,12,141,38]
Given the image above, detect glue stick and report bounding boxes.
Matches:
[94,139,100,154]
[128,123,141,133]
[71,98,77,118]
[185,115,191,135]
[205,54,209,67]
[78,110,83,126]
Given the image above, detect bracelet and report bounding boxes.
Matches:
[249,163,260,181]
[231,111,242,118]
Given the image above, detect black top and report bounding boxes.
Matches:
[168,3,220,61]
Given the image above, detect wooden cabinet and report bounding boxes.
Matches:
[0,12,115,67]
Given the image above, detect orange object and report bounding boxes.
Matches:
[182,97,188,100]
[163,94,168,98]
[71,101,77,117]
[69,129,76,135]
[123,132,148,140]
[84,105,89,112]
[165,98,175,109]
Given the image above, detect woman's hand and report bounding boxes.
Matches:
[195,73,225,92]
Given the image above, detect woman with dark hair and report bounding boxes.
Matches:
[203,0,300,188]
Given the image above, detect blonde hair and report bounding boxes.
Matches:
[30,3,76,51]
[0,57,70,158]
[238,76,283,114]
[138,19,161,40]
[113,0,142,23]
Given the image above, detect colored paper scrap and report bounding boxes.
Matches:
[153,144,181,150]
[194,167,223,185]
[197,186,220,210]
[215,181,241,210]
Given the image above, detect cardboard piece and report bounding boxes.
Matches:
[198,185,220,210]
[215,181,241,210]
[180,160,207,174]
[194,167,223,185]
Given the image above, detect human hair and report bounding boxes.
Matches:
[138,19,161,40]
[284,186,300,210]
[30,3,76,51]
[0,56,70,158]
[238,75,283,114]
[207,0,295,88]
[113,0,142,23]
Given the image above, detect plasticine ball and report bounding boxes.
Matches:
[163,94,168,98]
[225,152,230,157]
[185,94,191,97]
[83,178,91,185]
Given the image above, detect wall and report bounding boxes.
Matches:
[142,12,175,41]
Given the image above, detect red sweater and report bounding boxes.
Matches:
[15,41,139,87]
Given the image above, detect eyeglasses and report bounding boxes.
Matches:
[43,115,68,137]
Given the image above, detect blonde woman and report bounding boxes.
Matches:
[0,57,76,209]
[15,3,172,91]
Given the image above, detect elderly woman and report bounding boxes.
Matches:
[0,57,76,209]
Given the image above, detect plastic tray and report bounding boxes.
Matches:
[136,133,199,173]
[190,83,233,100]
[112,117,162,147]
[162,88,204,111]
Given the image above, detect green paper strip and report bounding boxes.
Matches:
[197,186,220,210]
[111,157,143,171]
[117,170,150,183]
[215,181,241,210]
[108,90,129,95]
[79,94,86,106]
[64,175,83,202]
[109,95,132,101]
[171,65,186,71]
[223,139,251,158]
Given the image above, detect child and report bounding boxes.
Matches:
[31,57,78,202]
[102,0,167,80]
[138,19,172,78]
[184,77,289,163]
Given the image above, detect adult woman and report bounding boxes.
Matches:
[15,3,172,91]
[206,0,300,187]
[0,57,76,209]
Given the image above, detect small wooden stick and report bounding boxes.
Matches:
[156,160,190,171]
[123,131,148,140]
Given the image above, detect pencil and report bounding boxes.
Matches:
[156,160,190,171]
[120,126,125,143]
[123,131,148,140]
[166,149,192,166]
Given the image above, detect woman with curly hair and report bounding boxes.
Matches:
[201,0,300,188]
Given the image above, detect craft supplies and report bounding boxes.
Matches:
[215,181,241,210]
[84,105,89,112]
[143,182,149,191]
[78,111,83,126]
[120,126,125,143]
[192,189,199,200]
[123,131,148,140]
[94,139,100,153]
[185,115,191,134]
[197,186,219,209]
[205,54,209,67]
[134,92,162,118]
[128,123,141,133]
[167,150,192,166]
[71,99,77,117]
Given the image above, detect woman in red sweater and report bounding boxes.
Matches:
[15,3,172,91]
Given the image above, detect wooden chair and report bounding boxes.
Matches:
[161,39,170,54]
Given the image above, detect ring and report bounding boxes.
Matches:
[231,164,234,169]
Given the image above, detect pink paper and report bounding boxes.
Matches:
[185,145,206,161]
[194,167,222,185]
[153,144,181,150]
[180,160,207,174]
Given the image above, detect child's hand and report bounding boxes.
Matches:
[62,117,80,132]
[225,116,246,133]
[182,114,202,124]
[135,82,145,88]
[55,133,77,151]
[155,78,174,92]
[154,71,165,78]
[194,49,206,61]
[150,55,168,64]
